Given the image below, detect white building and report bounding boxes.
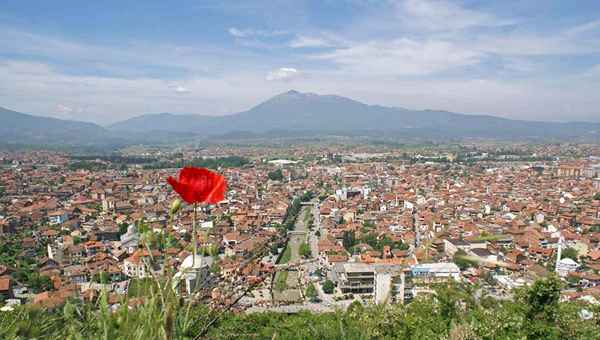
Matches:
[172,254,213,296]
[333,263,406,304]
[410,263,460,281]
[556,258,579,277]
[119,225,140,254]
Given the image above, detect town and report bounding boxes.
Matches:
[1,143,599,316]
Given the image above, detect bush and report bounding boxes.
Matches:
[322,280,335,294]
[299,242,311,258]
[305,283,317,300]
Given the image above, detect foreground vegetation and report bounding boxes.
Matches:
[0,276,599,339]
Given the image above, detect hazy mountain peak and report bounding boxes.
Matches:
[103,91,600,140]
[4,90,597,144]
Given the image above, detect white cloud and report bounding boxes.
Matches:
[582,64,600,79]
[314,38,481,76]
[227,27,288,38]
[266,67,300,81]
[564,19,600,37]
[228,27,247,38]
[396,0,508,31]
[2,59,600,124]
[174,85,190,93]
[2,5,600,125]
[289,36,333,48]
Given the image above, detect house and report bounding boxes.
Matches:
[119,225,140,254]
[122,249,161,278]
[48,210,69,225]
[444,239,470,256]
[0,277,13,300]
[63,265,88,284]
[65,244,85,263]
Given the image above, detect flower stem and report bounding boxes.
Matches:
[192,203,197,269]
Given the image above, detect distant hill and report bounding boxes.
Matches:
[0,106,111,146]
[2,91,599,147]
[109,90,600,140]
[0,107,200,147]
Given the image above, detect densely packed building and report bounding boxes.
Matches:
[1,144,599,311]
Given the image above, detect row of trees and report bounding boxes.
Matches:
[342,230,409,253]
[143,156,250,170]
[282,197,302,231]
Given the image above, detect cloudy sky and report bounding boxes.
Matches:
[1,0,600,124]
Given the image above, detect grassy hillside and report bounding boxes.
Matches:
[0,276,598,339]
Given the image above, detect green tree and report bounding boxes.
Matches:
[322,280,335,294]
[299,242,311,258]
[300,191,314,202]
[305,283,318,301]
[268,169,284,181]
[520,275,562,339]
[28,273,53,293]
[453,249,477,270]
[342,231,356,251]
[561,247,578,261]
[118,222,129,236]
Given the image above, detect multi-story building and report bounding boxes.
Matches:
[333,263,406,304]
[410,263,460,282]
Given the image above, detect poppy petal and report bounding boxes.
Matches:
[167,167,227,205]
[167,176,195,204]
[206,174,226,204]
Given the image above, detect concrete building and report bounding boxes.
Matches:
[333,262,406,304]
[173,254,213,296]
[444,239,470,256]
[556,258,579,277]
[410,263,460,282]
[119,224,140,254]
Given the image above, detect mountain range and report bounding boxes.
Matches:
[0,106,108,146]
[1,90,599,146]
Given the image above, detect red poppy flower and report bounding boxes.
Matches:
[167,167,226,204]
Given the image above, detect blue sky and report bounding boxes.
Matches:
[1,0,599,124]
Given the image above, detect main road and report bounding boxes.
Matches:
[272,206,310,303]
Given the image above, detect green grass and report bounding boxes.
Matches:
[278,245,292,264]
[127,278,155,298]
[0,277,598,339]
[303,209,312,224]
[274,271,289,292]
